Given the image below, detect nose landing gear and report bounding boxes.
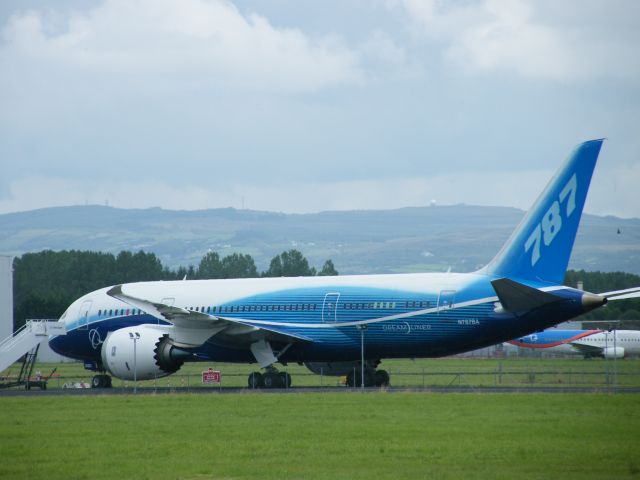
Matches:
[91,374,112,388]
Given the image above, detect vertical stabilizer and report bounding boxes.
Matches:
[481,140,603,284]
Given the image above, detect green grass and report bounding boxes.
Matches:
[1,393,639,479]
[4,357,640,390]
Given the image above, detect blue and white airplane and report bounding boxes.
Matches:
[509,329,640,358]
[49,139,640,388]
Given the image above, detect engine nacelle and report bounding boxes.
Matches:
[603,347,625,359]
[101,325,190,380]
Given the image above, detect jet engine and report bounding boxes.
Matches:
[101,325,191,380]
[602,347,625,359]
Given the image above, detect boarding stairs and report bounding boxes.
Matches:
[0,320,66,375]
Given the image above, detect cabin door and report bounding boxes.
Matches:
[78,300,92,330]
[322,293,340,322]
[437,290,456,314]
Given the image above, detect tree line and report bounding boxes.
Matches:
[10,249,639,330]
[563,270,640,326]
[12,249,337,329]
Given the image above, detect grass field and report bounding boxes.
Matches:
[1,393,639,479]
[4,356,640,390]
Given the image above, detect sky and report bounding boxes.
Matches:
[0,0,638,217]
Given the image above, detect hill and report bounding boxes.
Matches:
[0,205,638,275]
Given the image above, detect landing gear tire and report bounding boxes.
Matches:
[278,372,292,388]
[263,372,283,389]
[375,370,390,387]
[346,370,375,387]
[248,372,264,389]
[91,374,112,389]
[347,369,388,387]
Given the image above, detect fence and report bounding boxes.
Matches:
[15,364,639,391]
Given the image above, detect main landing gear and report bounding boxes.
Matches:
[247,339,293,389]
[91,374,112,389]
[346,368,390,388]
[248,368,292,389]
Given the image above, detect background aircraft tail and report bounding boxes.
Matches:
[481,139,603,285]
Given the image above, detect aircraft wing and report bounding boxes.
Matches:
[106,285,313,345]
[567,342,603,357]
[599,286,640,301]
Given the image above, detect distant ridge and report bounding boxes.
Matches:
[0,205,638,275]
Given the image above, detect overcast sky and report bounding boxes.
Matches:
[0,0,638,217]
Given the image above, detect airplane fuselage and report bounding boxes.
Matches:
[510,329,640,357]
[50,272,587,366]
[48,140,617,388]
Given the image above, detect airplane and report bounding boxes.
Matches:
[49,139,640,388]
[508,329,640,358]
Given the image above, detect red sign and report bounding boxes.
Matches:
[202,368,221,384]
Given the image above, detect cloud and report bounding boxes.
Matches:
[3,165,638,218]
[0,0,363,93]
[393,0,640,82]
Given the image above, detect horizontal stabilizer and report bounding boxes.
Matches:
[599,286,640,301]
[491,278,562,313]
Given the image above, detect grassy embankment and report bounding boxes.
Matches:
[1,393,639,479]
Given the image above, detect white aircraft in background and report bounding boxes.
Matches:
[509,329,640,358]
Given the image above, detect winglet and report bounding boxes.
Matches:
[482,140,603,284]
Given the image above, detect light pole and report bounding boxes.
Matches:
[356,324,368,389]
[613,326,618,392]
[129,332,140,393]
[584,320,620,393]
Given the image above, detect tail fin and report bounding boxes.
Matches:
[481,139,604,284]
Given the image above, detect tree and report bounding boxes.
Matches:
[563,269,640,321]
[263,250,316,277]
[318,259,338,276]
[221,253,258,278]
[176,265,196,280]
[116,250,165,282]
[197,252,223,279]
